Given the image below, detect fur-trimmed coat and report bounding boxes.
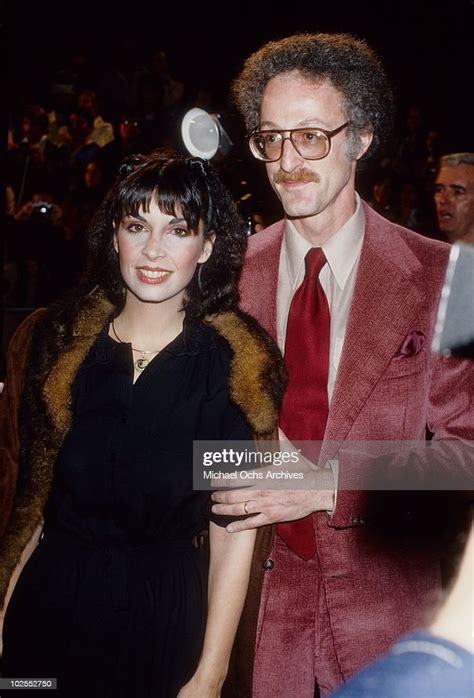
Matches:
[0,286,286,696]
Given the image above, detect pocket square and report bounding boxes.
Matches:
[395,330,425,357]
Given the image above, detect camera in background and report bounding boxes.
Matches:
[31,201,53,217]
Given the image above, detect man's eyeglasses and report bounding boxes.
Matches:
[248,122,351,162]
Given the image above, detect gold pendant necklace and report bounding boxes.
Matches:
[111,320,161,373]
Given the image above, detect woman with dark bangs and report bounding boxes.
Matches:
[0,152,286,697]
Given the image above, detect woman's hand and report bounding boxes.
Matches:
[176,671,223,697]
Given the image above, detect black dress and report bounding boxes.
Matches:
[2,320,252,697]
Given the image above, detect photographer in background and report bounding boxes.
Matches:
[7,105,68,206]
[14,193,64,228]
[11,193,84,307]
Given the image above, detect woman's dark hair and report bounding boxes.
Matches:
[232,32,395,162]
[84,150,247,318]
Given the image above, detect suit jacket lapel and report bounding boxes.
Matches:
[325,206,424,448]
[240,220,284,342]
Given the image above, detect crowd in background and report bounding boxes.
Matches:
[5,47,449,311]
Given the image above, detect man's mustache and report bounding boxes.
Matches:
[273,169,320,184]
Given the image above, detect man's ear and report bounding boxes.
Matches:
[199,231,216,264]
[356,129,374,160]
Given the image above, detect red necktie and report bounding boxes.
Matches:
[278,247,330,560]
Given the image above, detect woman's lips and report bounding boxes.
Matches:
[136,267,172,284]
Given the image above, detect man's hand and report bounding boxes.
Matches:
[49,203,63,227]
[14,201,34,222]
[211,470,334,533]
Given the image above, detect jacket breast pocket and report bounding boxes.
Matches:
[385,349,427,378]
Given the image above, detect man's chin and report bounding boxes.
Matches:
[280,196,320,220]
[285,210,321,220]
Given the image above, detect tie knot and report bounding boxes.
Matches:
[305,247,327,278]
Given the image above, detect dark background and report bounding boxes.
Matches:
[1,0,472,355]
[5,0,474,152]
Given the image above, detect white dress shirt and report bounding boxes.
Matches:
[276,196,365,502]
[277,194,365,401]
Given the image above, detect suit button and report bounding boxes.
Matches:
[351,516,366,525]
[262,558,274,571]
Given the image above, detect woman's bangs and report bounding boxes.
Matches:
[113,161,205,233]
[153,163,206,233]
[113,171,158,225]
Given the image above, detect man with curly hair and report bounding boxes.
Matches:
[211,33,474,697]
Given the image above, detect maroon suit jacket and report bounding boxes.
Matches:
[238,201,474,678]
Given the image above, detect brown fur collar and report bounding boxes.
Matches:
[205,311,285,436]
[0,288,285,604]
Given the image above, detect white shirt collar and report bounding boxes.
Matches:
[284,193,365,290]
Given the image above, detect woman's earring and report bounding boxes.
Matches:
[197,263,204,293]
